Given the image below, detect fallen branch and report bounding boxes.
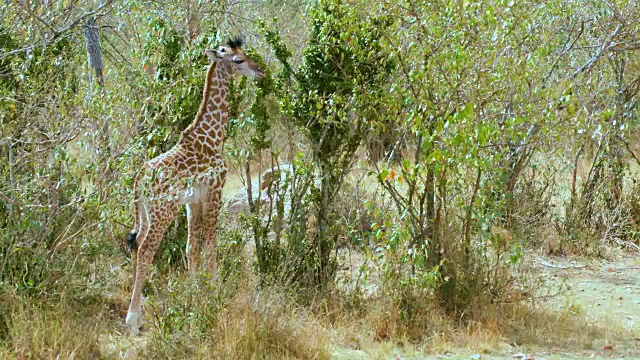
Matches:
[614,239,640,253]
[535,258,587,269]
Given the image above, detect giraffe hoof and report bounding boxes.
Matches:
[126,311,142,336]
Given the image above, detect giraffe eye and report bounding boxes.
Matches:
[232,58,244,64]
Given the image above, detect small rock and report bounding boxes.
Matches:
[471,354,481,360]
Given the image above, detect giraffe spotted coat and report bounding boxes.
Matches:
[125,38,265,335]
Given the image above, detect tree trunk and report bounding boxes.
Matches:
[566,142,585,235]
[245,160,264,274]
[464,168,482,269]
[7,141,14,215]
[318,161,331,286]
[424,166,439,268]
[581,141,606,224]
[85,17,104,87]
[608,138,624,207]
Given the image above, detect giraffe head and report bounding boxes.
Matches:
[205,37,265,79]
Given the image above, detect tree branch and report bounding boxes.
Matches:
[616,134,640,167]
[543,19,584,85]
[570,24,621,79]
[0,1,116,60]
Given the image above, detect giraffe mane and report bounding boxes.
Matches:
[178,62,218,143]
[227,36,244,49]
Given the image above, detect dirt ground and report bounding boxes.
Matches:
[115,170,640,359]
[112,251,639,360]
[333,255,640,360]
[532,255,640,360]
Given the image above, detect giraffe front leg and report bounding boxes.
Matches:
[186,203,203,276]
[126,206,176,335]
[203,186,223,281]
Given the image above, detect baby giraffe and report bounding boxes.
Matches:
[125,38,265,335]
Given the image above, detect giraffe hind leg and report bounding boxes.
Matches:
[125,231,146,333]
[186,202,203,275]
[126,202,145,250]
[203,178,224,281]
[125,202,149,334]
[126,203,177,335]
[126,232,138,251]
[126,202,147,321]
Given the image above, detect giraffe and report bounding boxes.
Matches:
[124,37,265,335]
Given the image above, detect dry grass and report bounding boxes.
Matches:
[0,253,628,360]
[120,271,331,359]
[0,291,109,359]
[0,213,630,360]
[209,290,329,359]
[313,282,619,359]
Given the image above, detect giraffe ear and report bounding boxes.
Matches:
[204,49,219,62]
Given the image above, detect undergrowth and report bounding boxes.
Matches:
[0,233,619,360]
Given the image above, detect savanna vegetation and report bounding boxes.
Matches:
[1,0,639,358]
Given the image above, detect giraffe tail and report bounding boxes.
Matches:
[126,231,138,251]
[126,173,141,251]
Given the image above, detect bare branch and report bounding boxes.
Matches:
[570,24,622,79]
[0,1,117,60]
[544,19,584,85]
[616,134,640,167]
[0,191,13,208]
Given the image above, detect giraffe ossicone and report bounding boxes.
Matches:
[125,37,265,336]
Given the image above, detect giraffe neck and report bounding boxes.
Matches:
[178,61,231,156]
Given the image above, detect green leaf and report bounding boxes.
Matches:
[379,168,390,182]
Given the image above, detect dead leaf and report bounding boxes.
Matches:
[603,345,613,351]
